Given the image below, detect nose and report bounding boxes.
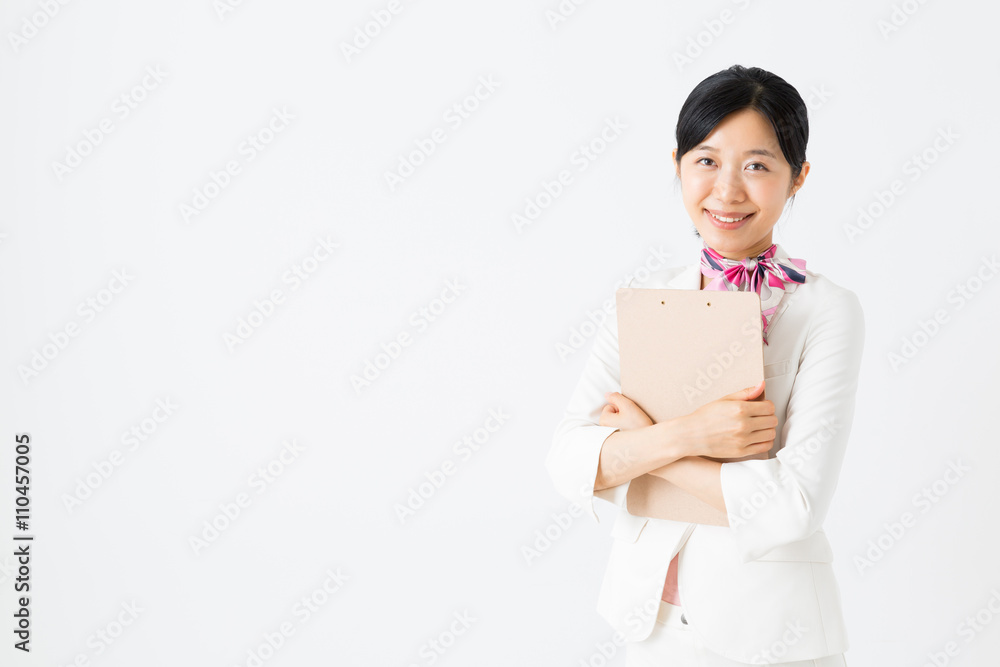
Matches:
[712,167,746,203]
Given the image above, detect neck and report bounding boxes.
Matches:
[709,240,775,261]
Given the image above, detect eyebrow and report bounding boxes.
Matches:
[694,144,779,160]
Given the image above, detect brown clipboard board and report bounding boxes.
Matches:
[615,287,771,526]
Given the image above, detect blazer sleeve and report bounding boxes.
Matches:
[545,283,632,523]
[719,287,866,563]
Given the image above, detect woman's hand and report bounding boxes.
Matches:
[673,379,777,459]
[599,392,653,430]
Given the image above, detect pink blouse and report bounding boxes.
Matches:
[661,552,681,605]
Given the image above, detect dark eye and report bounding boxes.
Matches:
[747,163,768,171]
[696,157,715,166]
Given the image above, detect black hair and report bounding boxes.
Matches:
[674,64,809,201]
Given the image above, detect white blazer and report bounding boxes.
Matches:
[546,250,865,664]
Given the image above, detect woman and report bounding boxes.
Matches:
[546,65,864,666]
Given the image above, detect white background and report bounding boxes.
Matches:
[2,0,999,665]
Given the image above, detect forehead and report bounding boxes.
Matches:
[697,108,781,154]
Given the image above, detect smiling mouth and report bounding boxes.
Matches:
[706,210,754,223]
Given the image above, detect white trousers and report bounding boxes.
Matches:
[625,600,848,667]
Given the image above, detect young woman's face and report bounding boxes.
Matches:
[673,108,808,260]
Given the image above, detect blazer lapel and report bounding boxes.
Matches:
[665,261,702,290]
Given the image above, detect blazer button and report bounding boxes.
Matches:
[680,613,688,625]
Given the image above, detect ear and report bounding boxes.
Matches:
[789,160,810,196]
[672,149,681,178]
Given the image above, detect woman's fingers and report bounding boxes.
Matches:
[719,379,765,402]
[599,404,620,427]
[747,413,779,430]
[605,391,636,408]
[739,398,776,417]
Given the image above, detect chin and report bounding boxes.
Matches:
[699,229,741,246]
[699,233,755,258]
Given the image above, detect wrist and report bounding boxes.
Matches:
[650,417,693,467]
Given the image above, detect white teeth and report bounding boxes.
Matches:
[709,211,750,223]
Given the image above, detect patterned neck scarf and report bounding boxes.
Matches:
[699,242,807,345]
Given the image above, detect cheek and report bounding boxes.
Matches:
[750,181,788,207]
[682,174,713,204]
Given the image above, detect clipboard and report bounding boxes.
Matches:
[615,287,771,526]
